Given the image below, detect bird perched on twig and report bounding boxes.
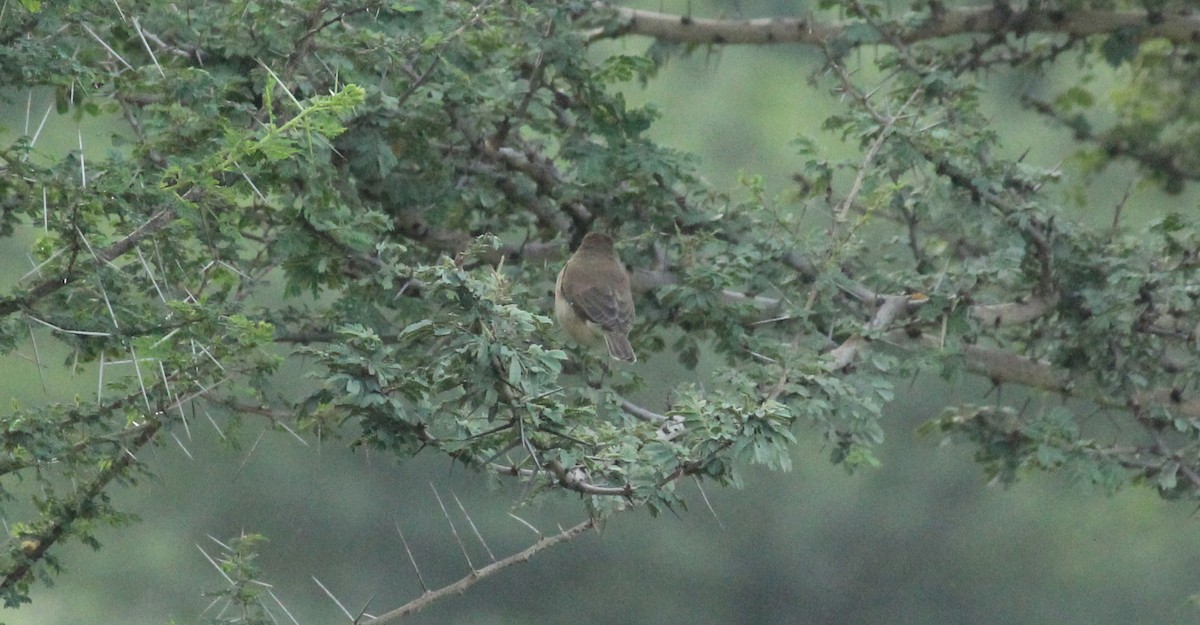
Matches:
[554,232,637,363]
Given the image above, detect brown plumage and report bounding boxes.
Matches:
[554,232,637,363]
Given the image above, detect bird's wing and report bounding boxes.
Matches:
[569,283,634,333]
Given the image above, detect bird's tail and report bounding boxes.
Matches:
[603,333,637,363]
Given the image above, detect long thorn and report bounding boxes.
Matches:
[393,519,428,593]
[196,544,234,584]
[77,128,86,187]
[231,426,268,481]
[129,345,152,412]
[159,360,190,438]
[136,247,167,302]
[204,409,227,440]
[430,483,473,570]
[354,595,377,625]
[269,590,302,625]
[507,512,541,537]
[28,103,52,152]
[131,17,165,78]
[693,476,724,530]
[21,246,64,282]
[26,314,111,337]
[452,491,496,561]
[169,431,193,460]
[81,23,134,70]
[365,518,595,625]
[25,319,47,394]
[312,576,355,622]
[97,351,106,403]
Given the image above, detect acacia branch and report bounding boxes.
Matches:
[827,293,917,370]
[547,460,634,497]
[1023,94,1200,183]
[598,3,1200,46]
[361,518,597,625]
[0,373,229,592]
[0,208,176,318]
[971,294,1059,328]
[1,420,161,592]
[900,331,1200,421]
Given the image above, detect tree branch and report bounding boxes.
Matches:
[0,208,176,318]
[899,331,1200,421]
[360,518,597,625]
[827,294,916,370]
[971,294,1059,328]
[1,420,161,593]
[0,373,229,593]
[597,3,1200,46]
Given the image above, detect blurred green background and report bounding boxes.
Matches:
[5,2,1200,623]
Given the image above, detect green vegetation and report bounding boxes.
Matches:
[3,0,1200,622]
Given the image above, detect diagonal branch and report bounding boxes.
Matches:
[0,208,176,318]
[1,421,161,593]
[360,518,597,625]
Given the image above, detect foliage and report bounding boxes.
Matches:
[200,534,278,625]
[1,0,1200,618]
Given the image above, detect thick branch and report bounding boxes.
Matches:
[600,4,1200,46]
[932,336,1071,394]
[900,332,1200,421]
[971,294,1059,328]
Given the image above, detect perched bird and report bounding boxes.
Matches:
[555,232,637,363]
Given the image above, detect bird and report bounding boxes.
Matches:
[554,232,637,363]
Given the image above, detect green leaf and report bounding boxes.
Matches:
[1101,27,1140,67]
